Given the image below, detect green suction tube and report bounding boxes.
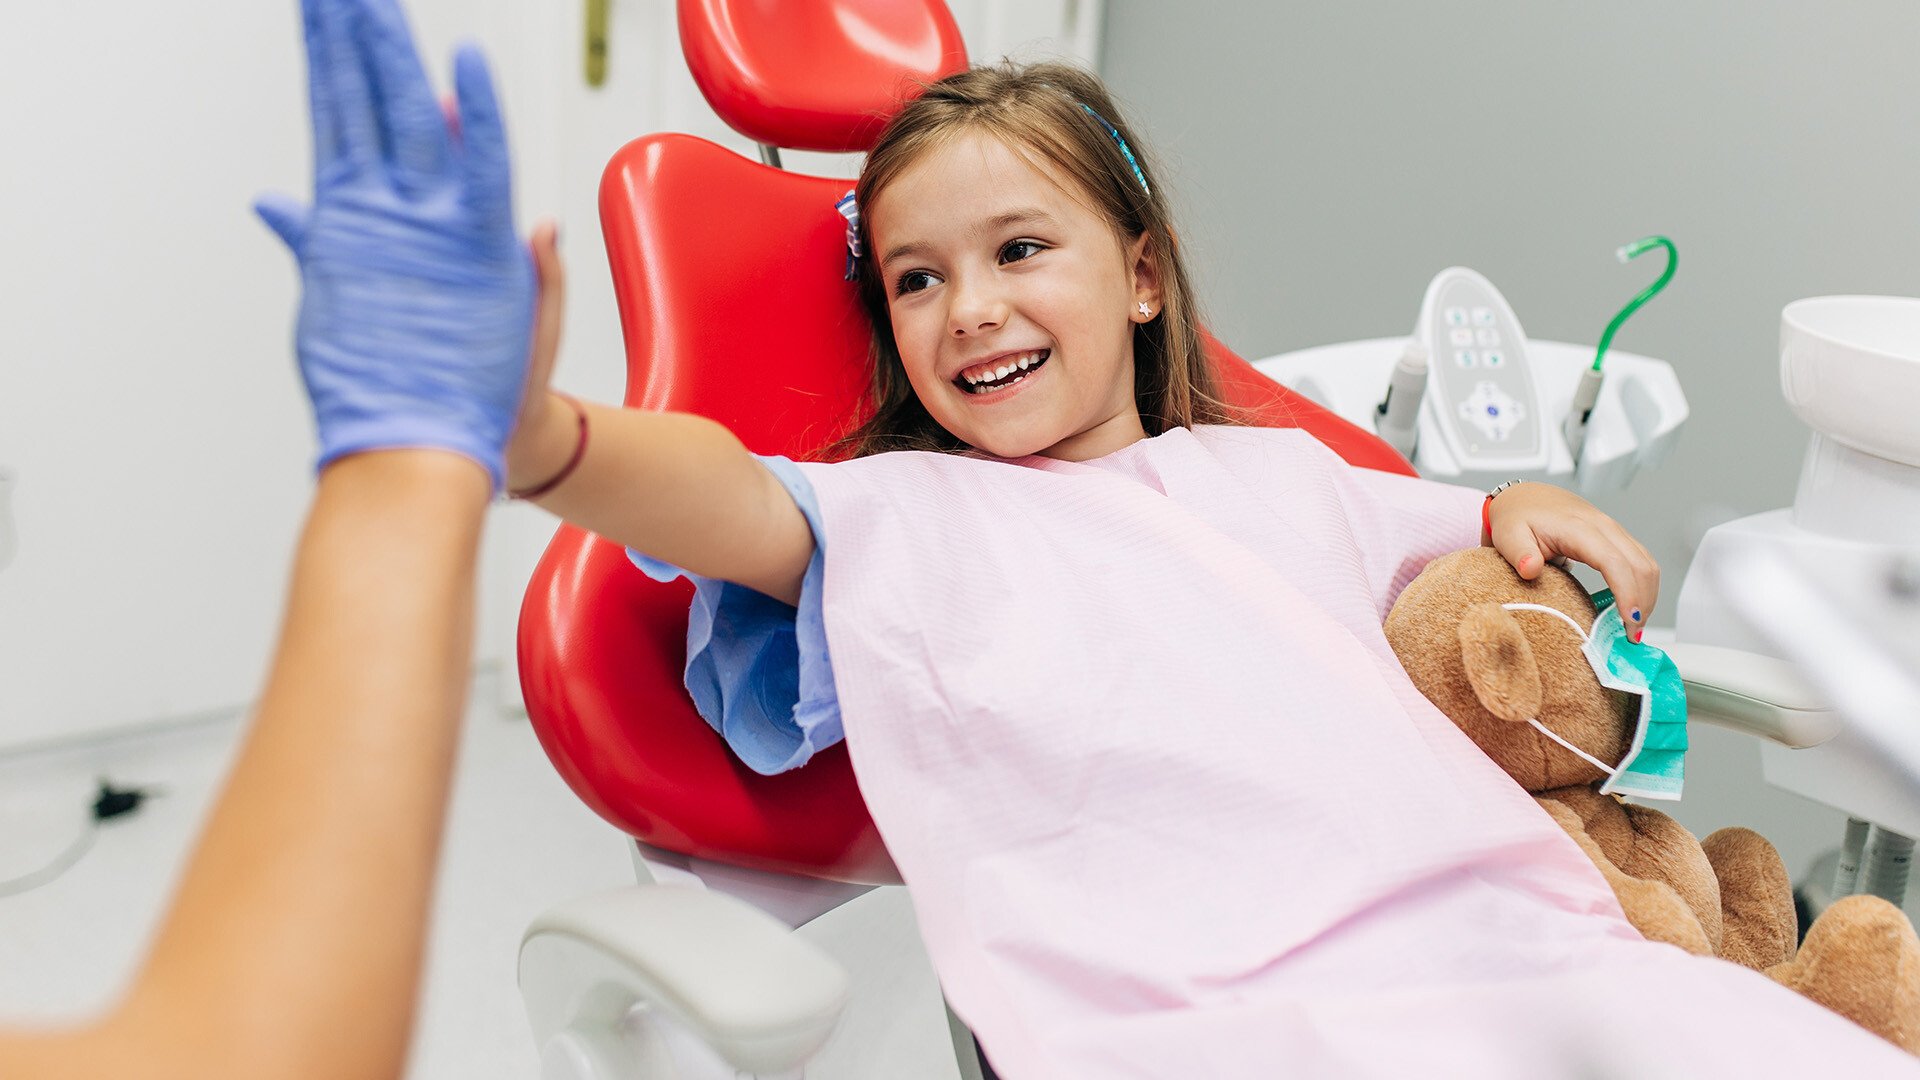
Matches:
[1565,235,1676,465]
[1592,235,1676,372]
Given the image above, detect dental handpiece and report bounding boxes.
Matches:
[1375,341,1428,461]
[1562,366,1605,463]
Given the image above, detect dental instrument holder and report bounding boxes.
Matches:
[1678,296,1920,914]
[1253,268,1688,494]
[1373,342,1427,460]
[1563,366,1605,464]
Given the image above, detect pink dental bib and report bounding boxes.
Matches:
[795,425,1914,1077]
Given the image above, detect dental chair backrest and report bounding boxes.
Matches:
[518,0,1418,887]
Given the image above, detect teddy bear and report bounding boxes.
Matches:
[1384,545,1920,1052]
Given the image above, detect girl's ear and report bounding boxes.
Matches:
[1129,231,1164,320]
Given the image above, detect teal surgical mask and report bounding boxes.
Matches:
[1499,594,1689,800]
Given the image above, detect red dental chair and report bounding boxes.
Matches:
[514,1,1418,1076]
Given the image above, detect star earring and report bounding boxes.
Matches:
[1137,301,1152,318]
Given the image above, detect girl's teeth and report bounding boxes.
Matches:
[961,350,1049,389]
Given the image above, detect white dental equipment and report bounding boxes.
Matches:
[1676,295,1920,912]
[1254,251,1689,494]
[1260,261,1920,919]
[1711,546,1920,791]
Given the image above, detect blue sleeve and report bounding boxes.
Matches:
[626,455,842,775]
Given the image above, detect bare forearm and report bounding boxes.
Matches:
[511,393,811,604]
[96,452,488,1078]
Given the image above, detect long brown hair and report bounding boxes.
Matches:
[826,61,1240,459]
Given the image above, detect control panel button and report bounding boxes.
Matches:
[1445,307,1469,327]
[1463,379,1523,441]
[1476,327,1500,346]
[1450,327,1474,346]
[1453,349,1477,368]
[1483,350,1504,367]
[1472,307,1495,326]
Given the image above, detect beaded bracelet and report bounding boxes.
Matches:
[1481,478,1525,544]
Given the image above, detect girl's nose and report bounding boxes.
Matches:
[949,279,1008,337]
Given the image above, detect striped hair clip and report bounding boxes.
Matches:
[836,189,862,281]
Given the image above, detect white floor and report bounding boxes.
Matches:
[0,673,963,1078]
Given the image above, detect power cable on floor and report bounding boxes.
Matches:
[0,780,157,898]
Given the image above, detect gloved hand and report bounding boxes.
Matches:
[255,0,533,491]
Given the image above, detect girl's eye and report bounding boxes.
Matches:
[1000,240,1045,264]
[895,269,938,296]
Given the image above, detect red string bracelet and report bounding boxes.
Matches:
[508,393,588,501]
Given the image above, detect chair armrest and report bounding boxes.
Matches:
[1665,642,1842,749]
[519,885,849,1077]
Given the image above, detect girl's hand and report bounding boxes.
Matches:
[503,220,571,491]
[1486,482,1660,643]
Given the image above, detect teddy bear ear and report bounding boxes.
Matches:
[1457,602,1544,723]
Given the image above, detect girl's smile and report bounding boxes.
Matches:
[955,348,1051,400]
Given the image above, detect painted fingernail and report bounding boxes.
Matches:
[1630,608,1642,623]
[1631,629,1643,644]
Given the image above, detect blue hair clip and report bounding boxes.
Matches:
[1080,104,1150,196]
[836,189,862,281]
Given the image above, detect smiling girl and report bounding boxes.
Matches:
[497,59,1913,1080]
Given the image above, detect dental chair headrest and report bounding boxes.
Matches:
[676,0,969,152]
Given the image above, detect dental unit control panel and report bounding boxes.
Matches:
[1417,268,1547,475]
[1254,239,1689,494]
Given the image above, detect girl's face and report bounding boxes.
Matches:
[868,131,1162,461]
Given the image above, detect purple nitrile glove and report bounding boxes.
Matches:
[255,0,533,490]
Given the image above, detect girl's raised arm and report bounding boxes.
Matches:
[506,232,815,607]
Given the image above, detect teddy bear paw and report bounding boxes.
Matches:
[1769,894,1920,1054]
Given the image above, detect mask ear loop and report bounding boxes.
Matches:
[1524,718,1619,775]
[1497,603,1620,777]
[1499,602,1588,637]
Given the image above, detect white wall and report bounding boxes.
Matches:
[0,0,1101,751]
[0,0,561,753]
[3,1,333,751]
